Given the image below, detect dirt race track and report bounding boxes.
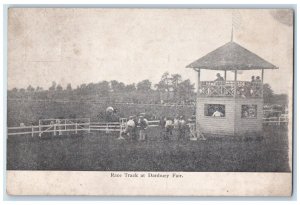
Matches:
[7,125,290,172]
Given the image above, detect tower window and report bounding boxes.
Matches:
[241,105,257,118]
[204,104,225,117]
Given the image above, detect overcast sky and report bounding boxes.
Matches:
[8,9,293,94]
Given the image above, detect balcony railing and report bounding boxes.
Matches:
[198,81,263,98]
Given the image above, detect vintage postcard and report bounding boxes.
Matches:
[6,8,293,196]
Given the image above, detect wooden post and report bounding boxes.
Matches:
[75,123,78,134]
[88,119,91,133]
[261,69,264,96]
[234,70,237,97]
[197,69,201,93]
[224,70,227,81]
[106,124,109,134]
[31,126,34,137]
[38,120,41,137]
[54,123,56,136]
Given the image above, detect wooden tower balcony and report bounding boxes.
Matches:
[198,81,263,98]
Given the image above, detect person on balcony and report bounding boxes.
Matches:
[254,76,262,97]
[214,73,225,95]
[214,73,224,82]
[255,76,262,83]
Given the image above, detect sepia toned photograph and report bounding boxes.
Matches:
[6,8,293,196]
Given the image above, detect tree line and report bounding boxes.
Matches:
[8,72,196,105]
[8,72,287,106]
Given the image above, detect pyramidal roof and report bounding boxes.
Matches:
[186,41,278,70]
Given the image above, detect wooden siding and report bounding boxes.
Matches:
[234,98,263,135]
[196,97,263,136]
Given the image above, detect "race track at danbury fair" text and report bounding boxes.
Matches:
[110,172,183,178]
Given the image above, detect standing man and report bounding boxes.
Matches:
[159,116,166,140]
[215,73,224,82]
[165,117,173,140]
[178,116,187,140]
[138,115,148,141]
[132,115,139,141]
[173,115,180,140]
[121,116,135,140]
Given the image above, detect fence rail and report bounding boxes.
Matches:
[7,115,288,137]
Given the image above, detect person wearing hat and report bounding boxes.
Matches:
[173,115,180,140]
[164,117,173,140]
[138,115,148,141]
[215,73,224,82]
[178,116,187,140]
[123,116,135,140]
[132,115,139,141]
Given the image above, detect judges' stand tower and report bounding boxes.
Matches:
[186,41,278,136]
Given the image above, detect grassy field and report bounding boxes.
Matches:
[7,125,290,172]
[7,100,194,126]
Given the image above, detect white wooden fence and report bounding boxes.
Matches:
[262,115,289,125]
[7,115,288,137]
[8,118,91,137]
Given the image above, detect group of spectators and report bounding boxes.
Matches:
[159,115,189,140]
[211,73,263,97]
[120,114,149,141]
[120,114,191,141]
[214,73,262,83]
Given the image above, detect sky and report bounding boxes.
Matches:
[8,9,293,94]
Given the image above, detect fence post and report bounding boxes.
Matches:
[54,123,57,136]
[106,124,108,134]
[88,118,91,133]
[31,126,34,137]
[38,120,41,137]
[65,119,67,131]
[75,123,78,134]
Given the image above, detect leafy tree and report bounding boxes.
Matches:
[11,87,18,92]
[96,81,110,95]
[171,73,182,100]
[110,80,119,92]
[263,83,274,103]
[26,85,35,92]
[171,74,182,88]
[177,79,195,102]
[56,84,63,91]
[137,80,152,92]
[19,88,25,93]
[36,86,43,92]
[66,83,72,91]
[49,81,57,91]
[110,80,126,92]
[125,83,136,92]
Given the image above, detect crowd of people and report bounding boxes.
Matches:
[160,115,189,140]
[119,114,149,141]
[119,114,191,141]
